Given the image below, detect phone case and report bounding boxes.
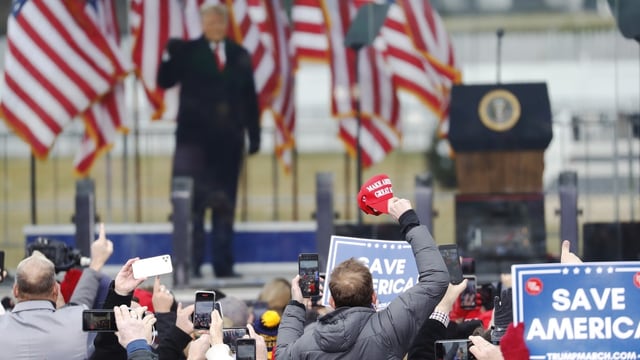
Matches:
[132,254,173,279]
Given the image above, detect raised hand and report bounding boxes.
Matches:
[89,223,114,272]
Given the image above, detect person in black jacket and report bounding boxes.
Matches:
[157,3,260,278]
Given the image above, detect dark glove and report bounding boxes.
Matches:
[491,288,513,344]
[248,141,260,155]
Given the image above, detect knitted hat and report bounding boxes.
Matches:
[253,310,280,337]
[358,174,393,215]
[499,322,530,360]
[254,310,280,359]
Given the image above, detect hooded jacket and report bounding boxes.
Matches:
[275,223,449,359]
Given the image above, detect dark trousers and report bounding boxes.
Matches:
[172,142,243,277]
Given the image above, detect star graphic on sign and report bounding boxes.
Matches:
[382,244,387,249]
[573,268,580,275]
[367,243,372,248]
[562,268,569,275]
[597,267,603,274]
[607,267,614,274]
[585,267,592,274]
[374,244,379,248]
[390,245,395,249]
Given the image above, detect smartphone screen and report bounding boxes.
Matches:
[223,327,249,352]
[236,338,256,360]
[193,291,216,330]
[298,253,320,298]
[438,245,463,284]
[435,339,475,360]
[461,257,475,275]
[0,250,5,283]
[460,275,477,310]
[82,310,117,332]
[131,254,173,279]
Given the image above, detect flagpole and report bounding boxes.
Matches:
[292,147,298,221]
[134,80,142,223]
[30,153,37,224]
[272,132,279,221]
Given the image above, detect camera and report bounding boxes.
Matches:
[27,237,88,273]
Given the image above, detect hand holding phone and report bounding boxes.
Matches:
[298,253,320,298]
[460,275,477,310]
[131,255,173,279]
[193,291,216,330]
[438,245,463,284]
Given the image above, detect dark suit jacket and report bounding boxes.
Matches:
[157,36,260,156]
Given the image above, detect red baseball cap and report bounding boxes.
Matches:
[358,174,394,216]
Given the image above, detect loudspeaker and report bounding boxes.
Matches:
[583,222,640,261]
[608,0,640,41]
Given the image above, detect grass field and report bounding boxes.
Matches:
[1,151,636,268]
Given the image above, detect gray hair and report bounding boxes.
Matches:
[200,3,229,22]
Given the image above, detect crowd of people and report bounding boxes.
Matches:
[0,197,586,359]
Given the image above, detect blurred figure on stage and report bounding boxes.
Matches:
[158,3,260,278]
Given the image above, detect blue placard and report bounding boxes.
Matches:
[322,235,417,309]
[512,262,640,359]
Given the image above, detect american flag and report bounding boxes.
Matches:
[74,0,130,175]
[130,0,184,120]
[325,0,401,167]
[380,3,447,118]
[291,0,330,65]
[0,0,127,158]
[398,0,461,136]
[258,0,296,172]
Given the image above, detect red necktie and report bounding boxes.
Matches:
[214,44,224,71]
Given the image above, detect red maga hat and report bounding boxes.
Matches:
[358,174,394,216]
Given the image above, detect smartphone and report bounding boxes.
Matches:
[236,338,256,360]
[460,275,477,310]
[131,254,173,279]
[461,257,475,275]
[214,301,223,319]
[298,253,320,298]
[435,339,476,360]
[438,245,463,285]
[82,310,117,332]
[193,291,216,330]
[0,250,5,283]
[223,327,249,352]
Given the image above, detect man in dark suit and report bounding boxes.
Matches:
[157,4,260,278]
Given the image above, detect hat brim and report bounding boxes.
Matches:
[367,199,389,215]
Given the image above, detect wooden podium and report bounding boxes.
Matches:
[455,151,544,194]
[448,83,553,275]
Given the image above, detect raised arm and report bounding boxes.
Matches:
[377,198,449,354]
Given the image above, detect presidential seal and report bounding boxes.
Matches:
[478,89,521,132]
